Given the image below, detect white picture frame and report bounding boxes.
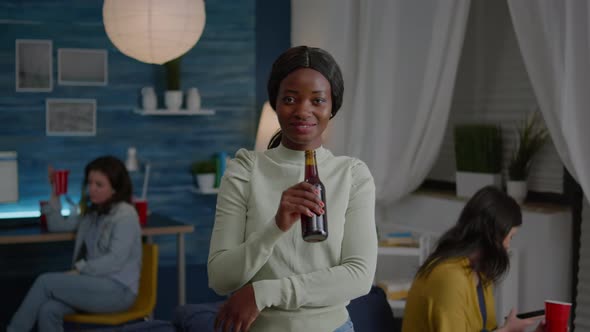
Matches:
[15,39,53,92]
[46,99,97,136]
[58,48,108,86]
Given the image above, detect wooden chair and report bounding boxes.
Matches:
[64,243,158,326]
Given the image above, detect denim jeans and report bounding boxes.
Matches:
[334,318,355,332]
[8,272,136,332]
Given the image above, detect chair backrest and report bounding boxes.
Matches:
[63,243,160,325]
[128,243,159,314]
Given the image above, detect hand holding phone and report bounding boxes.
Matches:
[516,309,545,319]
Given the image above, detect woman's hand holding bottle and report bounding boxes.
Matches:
[274,182,324,232]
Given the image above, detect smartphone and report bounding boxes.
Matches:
[516,309,545,319]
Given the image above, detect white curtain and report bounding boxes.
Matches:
[291,0,471,211]
[507,0,590,329]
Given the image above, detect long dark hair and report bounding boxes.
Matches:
[79,156,133,215]
[266,45,344,149]
[416,186,522,284]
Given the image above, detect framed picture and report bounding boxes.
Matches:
[15,39,53,92]
[46,99,97,136]
[58,48,108,86]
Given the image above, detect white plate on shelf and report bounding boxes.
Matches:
[189,187,219,194]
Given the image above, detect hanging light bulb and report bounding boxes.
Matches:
[102,0,206,65]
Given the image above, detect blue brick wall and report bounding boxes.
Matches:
[0,0,256,266]
[0,0,292,323]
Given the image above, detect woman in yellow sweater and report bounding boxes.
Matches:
[402,186,545,332]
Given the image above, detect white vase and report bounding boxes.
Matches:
[507,180,527,204]
[141,87,157,110]
[196,173,215,191]
[186,87,201,111]
[165,90,183,111]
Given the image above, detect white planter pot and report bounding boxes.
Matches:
[165,90,183,111]
[196,173,216,191]
[507,180,527,204]
[456,171,502,198]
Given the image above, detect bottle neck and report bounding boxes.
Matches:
[304,150,320,182]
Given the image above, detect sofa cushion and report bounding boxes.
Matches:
[347,286,400,332]
[173,287,400,332]
[119,320,176,332]
[173,301,224,332]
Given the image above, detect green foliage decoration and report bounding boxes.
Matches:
[190,159,216,174]
[508,112,549,181]
[164,56,182,91]
[454,124,503,174]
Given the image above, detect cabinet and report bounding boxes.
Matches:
[376,232,518,321]
[0,151,18,203]
[376,234,433,310]
[377,191,572,318]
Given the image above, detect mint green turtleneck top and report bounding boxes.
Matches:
[208,144,377,332]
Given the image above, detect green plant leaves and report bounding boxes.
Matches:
[190,159,216,174]
[454,124,503,173]
[508,112,549,180]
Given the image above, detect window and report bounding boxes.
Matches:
[427,0,563,194]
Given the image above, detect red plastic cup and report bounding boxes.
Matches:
[133,199,148,226]
[53,169,70,196]
[39,200,49,231]
[545,300,571,332]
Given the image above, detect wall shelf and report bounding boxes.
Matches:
[134,108,216,116]
[378,246,421,257]
[388,299,406,309]
[376,234,432,315]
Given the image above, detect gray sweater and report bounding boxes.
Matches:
[44,200,142,294]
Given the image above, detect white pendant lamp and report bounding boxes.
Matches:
[103,0,206,65]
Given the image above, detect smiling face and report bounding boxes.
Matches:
[275,68,332,151]
[87,170,115,206]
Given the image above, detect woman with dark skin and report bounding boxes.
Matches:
[208,46,377,332]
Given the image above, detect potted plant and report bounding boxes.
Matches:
[507,112,549,203]
[164,56,183,111]
[454,124,503,198]
[190,159,217,192]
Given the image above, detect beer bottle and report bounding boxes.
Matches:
[301,150,328,242]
